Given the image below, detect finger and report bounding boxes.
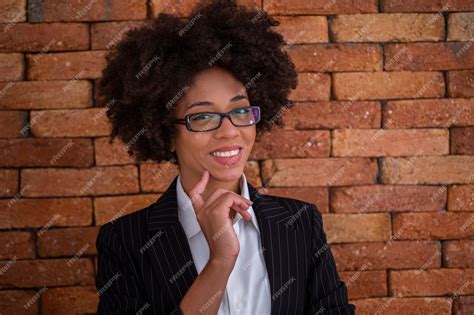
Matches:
[189,169,210,213]
[206,190,253,213]
[232,200,253,221]
[205,192,247,219]
[230,203,248,218]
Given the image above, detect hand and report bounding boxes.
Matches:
[188,169,253,263]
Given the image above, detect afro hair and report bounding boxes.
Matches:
[98,0,298,165]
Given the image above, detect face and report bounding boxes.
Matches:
[172,67,256,186]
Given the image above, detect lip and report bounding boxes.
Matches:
[209,147,243,166]
[209,145,242,153]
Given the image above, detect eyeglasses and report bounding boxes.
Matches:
[174,106,261,132]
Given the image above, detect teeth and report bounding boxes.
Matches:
[211,149,241,157]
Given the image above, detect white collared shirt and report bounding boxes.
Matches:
[177,172,272,314]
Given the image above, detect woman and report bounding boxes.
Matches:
[95,0,355,314]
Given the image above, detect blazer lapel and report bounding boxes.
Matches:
[146,175,300,314]
[145,175,198,307]
[247,183,302,315]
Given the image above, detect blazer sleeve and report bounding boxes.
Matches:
[303,204,356,315]
[96,222,184,315]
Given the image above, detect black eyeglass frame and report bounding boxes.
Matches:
[174,105,261,132]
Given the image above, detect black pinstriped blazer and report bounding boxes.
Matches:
[95,174,356,314]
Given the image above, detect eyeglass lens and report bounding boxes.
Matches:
[188,107,259,131]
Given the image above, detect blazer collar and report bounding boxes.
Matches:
[146,174,300,314]
[147,174,296,229]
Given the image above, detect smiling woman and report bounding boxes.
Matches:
[95,0,355,314]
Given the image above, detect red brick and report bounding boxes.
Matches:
[0,198,92,228]
[21,166,139,197]
[390,269,474,296]
[27,50,107,80]
[0,53,23,80]
[444,240,474,268]
[94,194,160,225]
[332,185,446,213]
[451,127,474,155]
[332,13,444,42]
[38,226,99,257]
[0,111,27,137]
[0,290,38,314]
[382,156,474,184]
[385,43,474,71]
[94,136,136,166]
[41,286,99,314]
[393,212,474,240]
[332,240,441,271]
[243,162,263,187]
[151,0,260,17]
[448,12,474,41]
[261,158,378,186]
[0,231,35,259]
[448,70,474,98]
[140,162,180,192]
[454,295,474,315]
[30,108,111,137]
[384,98,474,128]
[0,138,93,167]
[39,0,146,22]
[448,185,474,212]
[288,44,382,72]
[333,71,445,100]
[340,270,387,299]
[332,129,448,157]
[93,78,107,106]
[264,187,329,213]
[244,170,270,194]
[264,0,378,14]
[0,81,92,109]
[324,213,391,243]
[0,169,18,197]
[0,1,26,23]
[289,73,331,101]
[283,101,381,129]
[353,297,452,314]
[383,0,474,12]
[0,259,94,288]
[275,16,328,44]
[0,23,89,52]
[91,20,149,50]
[251,130,330,159]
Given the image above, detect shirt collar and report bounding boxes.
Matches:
[176,172,260,240]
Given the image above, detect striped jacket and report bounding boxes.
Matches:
[95,174,356,314]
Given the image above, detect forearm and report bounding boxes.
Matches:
[179,258,235,315]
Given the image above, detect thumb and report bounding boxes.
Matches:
[189,169,210,213]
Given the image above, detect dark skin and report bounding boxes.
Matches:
[171,66,257,220]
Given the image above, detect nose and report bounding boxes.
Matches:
[214,115,239,137]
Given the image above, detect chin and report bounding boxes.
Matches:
[208,166,244,181]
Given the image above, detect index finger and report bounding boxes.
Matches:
[188,169,210,212]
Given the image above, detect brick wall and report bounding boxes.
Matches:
[0,0,473,314]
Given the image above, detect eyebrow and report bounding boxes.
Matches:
[187,95,248,109]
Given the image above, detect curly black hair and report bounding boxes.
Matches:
[98,0,298,165]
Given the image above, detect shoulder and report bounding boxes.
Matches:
[264,192,321,218]
[96,203,153,253]
[259,193,323,232]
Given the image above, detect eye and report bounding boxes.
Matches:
[191,113,213,121]
[233,107,251,115]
